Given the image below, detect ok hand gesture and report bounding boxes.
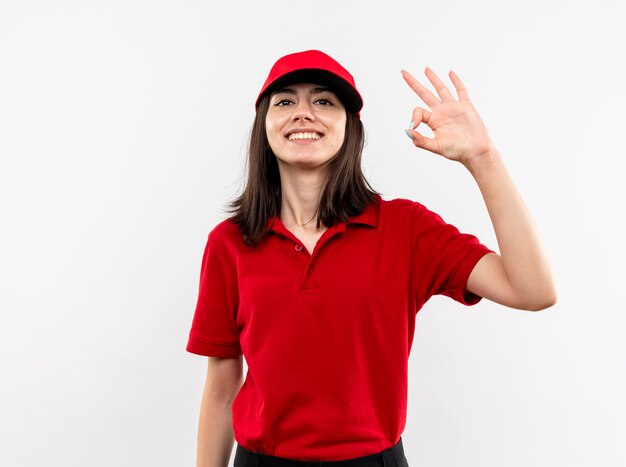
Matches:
[401,68,495,167]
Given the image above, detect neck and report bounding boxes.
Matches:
[278,166,327,230]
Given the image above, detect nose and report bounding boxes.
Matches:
[291,99,315,121]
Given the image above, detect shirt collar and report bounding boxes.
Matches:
[345,193,380,228]
[267,193,380,234]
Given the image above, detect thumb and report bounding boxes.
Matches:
[407,129,440,154]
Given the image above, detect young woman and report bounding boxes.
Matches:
[186,49,556,467]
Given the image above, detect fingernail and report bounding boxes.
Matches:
[408,120,414,130]
[405,129,414,140]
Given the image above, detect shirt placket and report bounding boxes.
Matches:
[272,219,347,291]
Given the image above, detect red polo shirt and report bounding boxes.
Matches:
[186,194,494,461]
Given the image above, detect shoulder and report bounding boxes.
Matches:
[377,194,437,220]
[380,195,415,207]
[209,217,241,239]
[376,195,451,240]
[204,217,246,254]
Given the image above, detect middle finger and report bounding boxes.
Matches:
[424,67,456,102]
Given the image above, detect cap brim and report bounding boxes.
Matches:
[256,69,363,114]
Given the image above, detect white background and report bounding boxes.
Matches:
[1,1,625,466]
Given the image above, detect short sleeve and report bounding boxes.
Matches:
[411,202,495,307]
[186,228,242,358]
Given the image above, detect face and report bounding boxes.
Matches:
[265,83,347,171]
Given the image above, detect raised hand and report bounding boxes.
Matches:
[401,68,495,166]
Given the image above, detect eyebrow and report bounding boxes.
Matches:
[271,86,332,96]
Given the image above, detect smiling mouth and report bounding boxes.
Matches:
[287,132,322,141]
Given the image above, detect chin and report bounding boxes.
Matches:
[277,155,334,170]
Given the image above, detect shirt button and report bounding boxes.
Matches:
[294,244,303,252]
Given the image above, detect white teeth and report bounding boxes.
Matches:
[288,132,321,141]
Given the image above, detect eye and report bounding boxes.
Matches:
[274,98,293,107]
[315,97,334,106]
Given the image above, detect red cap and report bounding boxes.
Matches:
[255,49,363,117]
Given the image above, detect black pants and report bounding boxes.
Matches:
[234,437,409,467]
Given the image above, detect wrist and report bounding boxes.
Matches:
[463,144,502,175]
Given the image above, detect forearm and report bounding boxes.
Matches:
[196,394,236,467]
[465,146,556,306]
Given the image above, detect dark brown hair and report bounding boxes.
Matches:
[225,93,380,247]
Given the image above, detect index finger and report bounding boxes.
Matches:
[401,69,440,108]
